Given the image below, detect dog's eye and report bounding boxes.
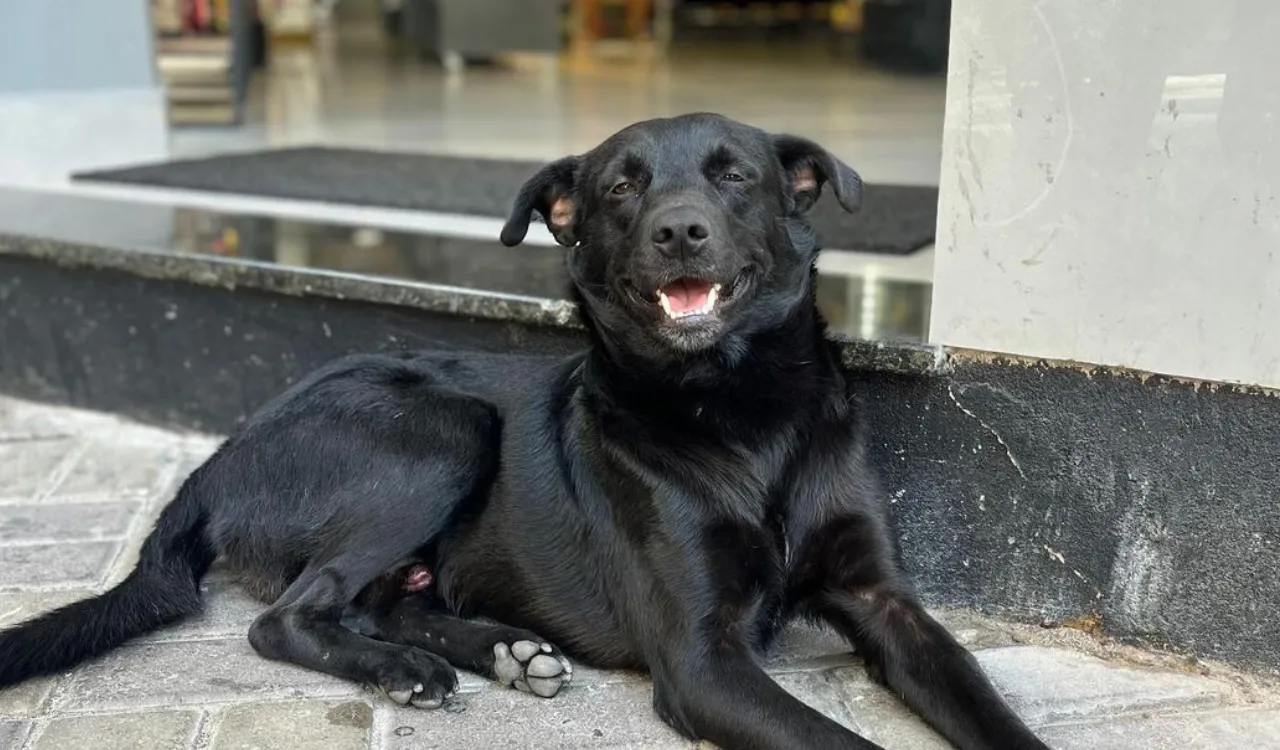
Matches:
[720,172,746,183]
[610,181,636,196]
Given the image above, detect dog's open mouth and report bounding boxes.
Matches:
[651,270,753,322]
[656,278,721,320]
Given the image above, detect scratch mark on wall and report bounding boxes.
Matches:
[964,56,985,195]
[947,384,1027,479]
[979,1,1074,229]
[1040,545,1103,599]
[1021,225,1061,267]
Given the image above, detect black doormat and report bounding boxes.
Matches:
[76,147,937,254]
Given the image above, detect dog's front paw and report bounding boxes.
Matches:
[378,648,459,709]
[492,638,573,698]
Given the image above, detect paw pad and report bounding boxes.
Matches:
[493,639,573,698]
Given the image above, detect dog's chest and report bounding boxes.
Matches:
[609,433,793,577]
[624,429,790,521]
[575,410,801,648]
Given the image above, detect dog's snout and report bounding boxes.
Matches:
[650,207,711,258]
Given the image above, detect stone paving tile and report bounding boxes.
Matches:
[0,501,140,543]
[976,646,1233,726]
[0,720,32,749]
[775,662,974,749]
[0,398,81,440]
[0,439,76,502]
[0,541,118,590]
[844,688,956,750]
[766,624,861,674]
[379,679,694,750]
[1041,708,1280,749]
[0,589,94,628]
[136,574,265,643]
[0,675,59,719]
[54,638,362,712]
[32,709,201,750]
[48,438,176,500]
[211,699,373,750]
[772,667,867,732]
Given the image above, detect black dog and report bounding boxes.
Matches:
[0,113,1050,750]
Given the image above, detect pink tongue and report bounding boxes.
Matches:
[662,279,712,313]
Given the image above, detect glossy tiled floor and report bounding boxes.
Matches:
[171,25,947,187]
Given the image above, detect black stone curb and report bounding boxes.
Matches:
[0,232,948,378]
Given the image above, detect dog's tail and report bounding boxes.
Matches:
[0,473,215,687]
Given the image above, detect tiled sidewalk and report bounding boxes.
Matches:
[1,396,1277,750]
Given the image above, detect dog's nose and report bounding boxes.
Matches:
[650,208,711,258]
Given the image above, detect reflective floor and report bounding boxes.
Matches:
[170,24,947,187]
[0,188,931,342]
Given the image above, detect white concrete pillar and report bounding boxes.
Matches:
[930,0,1280,388]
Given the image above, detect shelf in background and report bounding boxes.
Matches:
[152,0,253,126]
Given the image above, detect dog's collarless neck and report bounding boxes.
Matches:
[577,324,838,420]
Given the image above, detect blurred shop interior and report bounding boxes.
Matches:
[150,0,949,170]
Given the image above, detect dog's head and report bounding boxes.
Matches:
[501,113,861,360]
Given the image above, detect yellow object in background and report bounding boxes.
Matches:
[212,0,232,33]
[830,0,864,33]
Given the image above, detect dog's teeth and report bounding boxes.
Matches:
[656,284,722,320]
[657,290,676,319]
[704,285,719,313]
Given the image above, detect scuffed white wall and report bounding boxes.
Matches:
[930,0,1280,388]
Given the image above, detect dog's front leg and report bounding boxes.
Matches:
[787,431,1052,750]
[649,641,887,750]
[798,519,1050,750]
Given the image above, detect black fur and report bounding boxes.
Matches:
[0,113,1050,750]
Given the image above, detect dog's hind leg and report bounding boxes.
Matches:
[248,552,460,708]
[367,595,573,698]
[226,359,508,707]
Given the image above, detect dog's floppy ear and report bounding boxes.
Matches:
[772,134,863,215]
[501,156,581,247]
